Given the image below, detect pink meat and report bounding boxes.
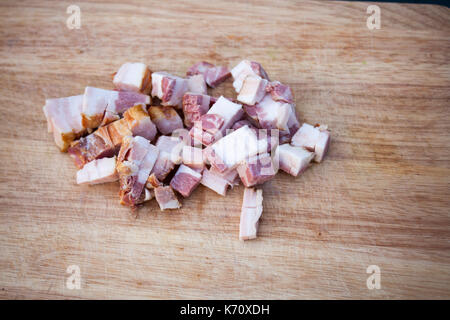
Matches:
[237,153,276,187]
[205,66,231,88]
[154,186,181,210]
[181,146,205,170]
[151,72,188,107]
[170,164,202,197]
[291,123,330,163]
[275,143,314,176]
[266,81,293,103]
[239,188,263,241]
[187,74,207,95]
[186,61,215,77]
[200,168,230,196]
[182,93,211,128]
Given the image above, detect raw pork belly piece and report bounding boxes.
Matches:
[291,123,330,163]
[275,144,314,176]
[151,72,188,107]
[237,75,268,105]
[186,61,231,88]
[200,168,230,196]
[210,167,239,187]
[68,104,155,168]
[266,81,293,103]
[146,173,163,189]
[116,136,159,207]
[68,125,117,169]
[170,164,202,197]
[205,66,231,88]
[279,105,300,144]
[113,62,152,94]
[123,103,157,142]
[151,135,187,180]
[181,146,205,170]
[207,125,260,173]
[231,60,270,93]
[186,61,214,77]
[154,186,181,210]
[43,95,85,151]
[239,188,263,241]
[252,94,291,130]
[237,153,277,187]
[148,106,183,135]
[187,74,207,95]
[190,96,243,146]
[81,87,150,129]
[76,156,118,185]
[182,93,211,128]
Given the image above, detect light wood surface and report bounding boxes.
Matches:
[0,0,449,299]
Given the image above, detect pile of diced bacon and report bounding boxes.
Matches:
[43,60,330,241]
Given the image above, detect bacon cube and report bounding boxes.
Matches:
[231,60,270,93]
[43,95,86,152]
[239,188,263,241]
[170,164,202,197]
[181,146,205,170]
[154,186,181,210]
[151,135,187,180]
[76,156,118,185]
[81,87,150,129]
[187,74,207,95]
[207,125,260,173]
[148,105,183,135]
[205,66,231,88]
[113,62,152,94]
[116,136,159,207]
[237,75,268,106]
[275,144,314,177]
[291,123,330,162]
[266,81,293,103]
[186,61,214,77]
[237,153,277,187]
[200,168,229,196]
[182,93,211,128]
[151,72,188,108]
[123,103,157,142]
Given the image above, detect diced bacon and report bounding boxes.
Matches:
[76,156,118,185]
[113,62,152,94]
[275,144,314,176]
[181,146,205,170]
[231,60,270,93]
[170,164,202,197]
[189,96,243,146]
[106,118,132,147]
[148,106,183,135]
[186,62,230,88]
[239,188,263,241]
[43,95,86,151]
[154,186,181,210]
[81,87,150,129]
[186,61,214,77]
[68,126,117,169]
[151,135,187,180]
[68,104,156,168]
[266,81,293,103]
[207,125,260,173]
[182,93,211,128]
[151,72,188,107]
[209,167,239,187]
[291,123,330,162]
[187,74,207,95]
[123,103,157,142]
[146,173,163,189]
[237,153,277,187]
[200,168,229,196]
[205,66,231,88]
[253,94,291,130]
[116,136,159,207]
[237,75,268,106]
[279,105,300,144]
[232,119,255,131]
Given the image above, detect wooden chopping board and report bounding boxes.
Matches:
[0,0,449,299]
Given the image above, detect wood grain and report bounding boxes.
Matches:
[0,0,449,299]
